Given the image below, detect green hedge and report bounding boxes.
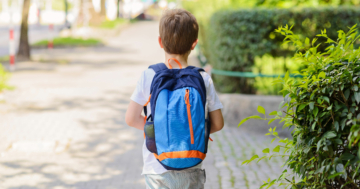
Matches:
[207,7,360,94]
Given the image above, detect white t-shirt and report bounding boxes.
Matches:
[130,68,223,175]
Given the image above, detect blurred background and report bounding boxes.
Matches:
[0,0,359,189]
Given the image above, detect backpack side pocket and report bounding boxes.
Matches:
[204,117,211,154]
[144,121,157,154]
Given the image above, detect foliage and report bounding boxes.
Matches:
[207,7,360,94]
[99,18,129,29]
[257,0,360,8]
[182,0,254,59]
[0,64,11,93]
[51,0,73,11]
[32,37,101,47]
[253,56,302,95]
[239,25,360,188]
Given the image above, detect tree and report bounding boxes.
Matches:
[100,0,106,17]
[77,0,105,26]
[64,0,69,26]
[17,0,31,60]
[117,0,122,18]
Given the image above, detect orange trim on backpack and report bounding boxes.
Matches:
[167,58,182,69]
[184,89,194,144]
[153,150,206,161]
[143,95,151,139]
[144,95,151,106]
[209,137,213,141]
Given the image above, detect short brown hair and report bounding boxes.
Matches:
[159,9,199,55]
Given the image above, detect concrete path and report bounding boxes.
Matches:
[0,21,287,189]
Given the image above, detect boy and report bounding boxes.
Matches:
[125,9,224,189]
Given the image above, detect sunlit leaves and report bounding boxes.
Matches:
[240,24,360,188]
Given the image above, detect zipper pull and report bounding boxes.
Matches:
[184,89,190,105]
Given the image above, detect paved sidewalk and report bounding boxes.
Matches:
[0,21,287,189]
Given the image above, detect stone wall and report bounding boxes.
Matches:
[219,94,292,137]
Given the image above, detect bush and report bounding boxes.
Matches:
[32,37,101,48]
[0,64,11,93]
[99,18,128,29]
[207,7,360,94]
[240,25,360,188]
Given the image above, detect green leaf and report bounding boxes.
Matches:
[242,154,259,165]
[318,72,326,79]
[257,156,267,163]
[328,172,343,179]
[341,153,355,160]
[271,138,276,143]
[263,148,270,153]
[323,96,330,103]
[268,118,276,125]
[305,37,310,46]
[238,118,250,127]
[344,89,350,99]
[336,163,344,172]
[257,106,266,115]
[334,121,339,131]
[323,131,337,139]
[312,122,317,130]
[313,106,319,117]
[298,104,306,111]
[284,71,289,82]
[309,102,315,110]
[238,115,262,127]
[273,145,280,153]
[334,139,342,144]
[355,92,360,104]
[269,111,277,116]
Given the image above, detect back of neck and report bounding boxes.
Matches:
[165,54,189,68]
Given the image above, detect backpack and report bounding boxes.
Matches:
[143,59,211,170]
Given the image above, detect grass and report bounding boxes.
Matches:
[32,37,101,47]
[0,56,9,62]
[99,18,131,29]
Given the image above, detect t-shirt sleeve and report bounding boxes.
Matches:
[203,72,223,112]
[130,70,148,106]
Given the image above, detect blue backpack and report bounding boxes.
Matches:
[143,60,211,170]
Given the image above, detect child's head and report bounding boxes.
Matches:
[159,9,199,56]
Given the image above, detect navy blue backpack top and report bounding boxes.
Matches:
[143,59,212,170]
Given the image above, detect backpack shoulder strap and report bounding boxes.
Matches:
[185,66,205,72]
[149,63,168,73]
[193,67,205,72]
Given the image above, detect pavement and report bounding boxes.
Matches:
[0,21,287,189]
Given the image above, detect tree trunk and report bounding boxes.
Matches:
[17,0,31,60]
[77,0,104,26]
[100,0,106,17]
[117,0,121,18]
[64,0,69,26]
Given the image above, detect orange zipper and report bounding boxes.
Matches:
[185,89,194,144]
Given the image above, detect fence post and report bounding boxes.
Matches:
[9,3,15,71]
[48,24,54,49]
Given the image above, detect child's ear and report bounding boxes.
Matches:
[158,36,164,48]
[191,39,199,50]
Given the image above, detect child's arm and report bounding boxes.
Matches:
[209,109,224,133]
[125,100,145,130]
